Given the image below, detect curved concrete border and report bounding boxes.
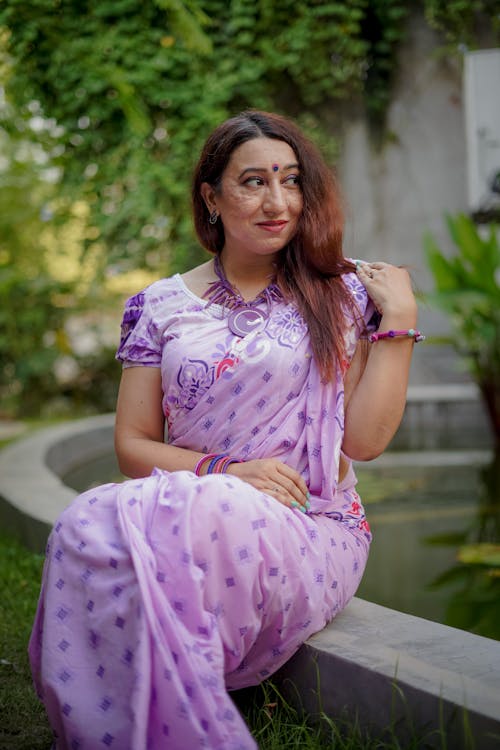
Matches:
[0,414,115,550]
[1,410,499,748]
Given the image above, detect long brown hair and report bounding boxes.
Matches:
[192,110,361,380]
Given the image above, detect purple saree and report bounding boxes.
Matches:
[29,272,374,750]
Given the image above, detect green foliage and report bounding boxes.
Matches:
[360,0,409,132]
[0,264,68,414]
[424,0,500,48]
[0,0,497,282]
[2,0,496,279]
[0,43,121,418]
[427,542,500,640]
[0,0,411,277]
[0,52,60,271]
[1,1,498,279]
[424,214,500,439]
[0,263,120,418]
[426,451,500,639]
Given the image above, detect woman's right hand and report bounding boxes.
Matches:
[226,458,310,513]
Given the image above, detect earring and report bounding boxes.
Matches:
[209,209,218,225]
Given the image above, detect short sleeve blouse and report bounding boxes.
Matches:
[116,287,163,368]
[115,270,379,369]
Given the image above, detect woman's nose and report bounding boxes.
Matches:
[263,183,287,213]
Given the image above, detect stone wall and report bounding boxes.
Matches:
[335,13,498,386]
[337,14,466,342]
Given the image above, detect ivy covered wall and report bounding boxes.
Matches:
[1,0,498,278]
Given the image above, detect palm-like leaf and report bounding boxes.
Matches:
[424,214,500,440]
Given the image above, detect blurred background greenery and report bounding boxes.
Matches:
[0,0,498,419]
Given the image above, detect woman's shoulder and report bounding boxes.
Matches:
[122,275,188,313]
[141,275,183,301]
[118,276,185,332]
[138,261,214,305]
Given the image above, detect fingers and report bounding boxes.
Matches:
[276,462,309,496]
[356,260,391,279]
[356,260,410,282]
[267,484,311,513]
[268,474,311,513]
[275,462,310,510]
[356,261,416,318]
[227,459,311,513]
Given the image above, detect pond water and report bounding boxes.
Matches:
[355,461,499,640]
[63,452,500,640]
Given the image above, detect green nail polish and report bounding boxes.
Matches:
[306,491,311,499]
[300,506,307,513]
[305,501,311,510]
[291,500,299,508]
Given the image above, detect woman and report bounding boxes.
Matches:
[30,110,420,750]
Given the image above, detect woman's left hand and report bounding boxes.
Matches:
[343,260,419,462]
[356,261,417,321]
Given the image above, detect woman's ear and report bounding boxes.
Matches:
[200,182,217,213]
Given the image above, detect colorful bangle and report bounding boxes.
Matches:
[194,453,243,476]
[194,453,219,476]
[215,456,243,473]
[368,328,425,343]
[206,454,226,474]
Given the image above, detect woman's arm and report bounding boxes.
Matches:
[114,365,310,508]
[342,262,418,461]
[114,366,205,478]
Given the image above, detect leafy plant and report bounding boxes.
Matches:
[1,1,498,280]
[424,213,500,441]
[0,264,69,415]
[425,448,500,640]
[0,0,413,278]
[424,0,500,49]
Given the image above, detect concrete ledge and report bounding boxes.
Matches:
[0,414,114,530]
[366,448,492,468]
[275,598,500,749]
[407,383,481,402]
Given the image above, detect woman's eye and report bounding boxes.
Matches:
[244,176,264,186]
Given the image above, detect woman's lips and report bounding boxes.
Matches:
[257,220,288,233]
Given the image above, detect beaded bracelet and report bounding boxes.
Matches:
[194,453,243,476]
[369,328,425,343]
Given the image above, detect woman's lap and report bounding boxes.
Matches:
[29,469,369,749]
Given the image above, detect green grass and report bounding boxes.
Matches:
[0,532,436,750]
[0,534,53,750]
[238,681,434,750]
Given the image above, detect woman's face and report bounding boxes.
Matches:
[202,137,303,259]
